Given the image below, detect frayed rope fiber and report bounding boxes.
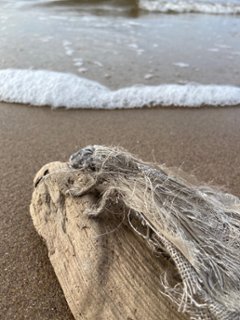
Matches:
[68,145,240,320]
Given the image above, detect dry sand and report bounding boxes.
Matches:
[1,103,240,319]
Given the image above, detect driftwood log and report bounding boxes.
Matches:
[30,161,188,320]
[30,145,240,320]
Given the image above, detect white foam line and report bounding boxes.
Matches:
[0,69,239,109]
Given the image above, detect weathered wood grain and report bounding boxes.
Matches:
[30,162,189,320]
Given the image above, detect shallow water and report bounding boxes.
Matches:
[0,0,240,107]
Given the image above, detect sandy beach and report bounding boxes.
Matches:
[0,103,240,319]
[1,0,240,317]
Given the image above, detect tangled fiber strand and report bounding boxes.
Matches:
[69,145,240,320]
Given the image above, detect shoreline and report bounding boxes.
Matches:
[1,69,240,109]
[1,102,240,319]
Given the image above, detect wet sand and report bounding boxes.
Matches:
[1,103,240,319]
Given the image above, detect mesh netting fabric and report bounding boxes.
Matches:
[69,145,240,320]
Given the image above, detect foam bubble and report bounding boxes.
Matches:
[0,69,239,109]
[93,61,103,68]
[62,40,75,56]
[173,62,190,68]
[77,68,88,73]
[208,48,220,52]
[144,74,154,80]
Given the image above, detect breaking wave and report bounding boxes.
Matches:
[139,0,240,14]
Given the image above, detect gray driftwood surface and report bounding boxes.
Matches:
[30,161,188,320]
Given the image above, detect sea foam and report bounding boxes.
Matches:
[139,0,240,14]
[0,69,240,109]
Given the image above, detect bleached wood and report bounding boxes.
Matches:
[30,162,189,320]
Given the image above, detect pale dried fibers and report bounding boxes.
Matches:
[69,145,240,320]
